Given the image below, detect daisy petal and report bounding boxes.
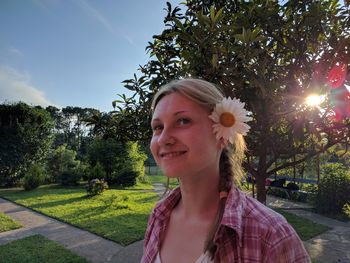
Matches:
[209,96,252,143]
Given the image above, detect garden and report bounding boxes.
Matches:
[1,1,350,262]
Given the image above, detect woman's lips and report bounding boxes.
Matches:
[160,151,187,159]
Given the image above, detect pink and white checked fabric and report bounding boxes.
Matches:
[141,187,311,263]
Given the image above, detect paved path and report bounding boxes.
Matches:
[267,195,350,263]
[1,186,350,263]
[0,198,143,263]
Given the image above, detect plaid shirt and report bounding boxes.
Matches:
[141,187,311,263]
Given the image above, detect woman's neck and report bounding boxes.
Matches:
[176,171,220,221]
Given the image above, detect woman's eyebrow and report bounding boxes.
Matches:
[174,110,188,116]
[151,110,189,122]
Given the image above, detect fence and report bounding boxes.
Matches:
[144,166,162,176]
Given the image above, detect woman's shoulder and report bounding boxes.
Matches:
[244,194,287,225]
[225,188,294,237]
[242,193,300,242]
[150,187,182,219]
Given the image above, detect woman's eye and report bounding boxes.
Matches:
[177,118,191,126]
[152,125,163,132]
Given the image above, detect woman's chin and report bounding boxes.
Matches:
[163,173,179,179]
[160,169,181,179]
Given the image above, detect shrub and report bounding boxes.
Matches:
[267,187,289,199]
[113,142,147,186]
[22,164,46,191]
[343,203,350,219]
[315,163,350,214]
[114,171,138,187]
[60,168,82,186]
[47,145,82,185]
[87,139,147,186]
[86,178,108,196]
[88,162,106,180]
[87,138,123,183]
[267,186,310,203]
[288,191,308,203]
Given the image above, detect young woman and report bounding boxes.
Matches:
[141,79,311,263]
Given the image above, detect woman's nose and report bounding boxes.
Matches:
[158,127,176,146]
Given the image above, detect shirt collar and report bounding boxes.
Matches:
[153,186,246,245]
[153,187,182,221]
[220,187,246,246]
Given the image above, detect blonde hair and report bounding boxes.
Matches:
[151,78,247,259]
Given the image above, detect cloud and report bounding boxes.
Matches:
[0,65,56,108]
[77,0,115,34]
[9,47,23,56]
[77,0,134,45]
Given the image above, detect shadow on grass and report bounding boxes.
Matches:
[136,195,160,203]
[75,211,151,246]
[29,195,88,209]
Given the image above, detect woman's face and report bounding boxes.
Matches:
[150,92,222,179]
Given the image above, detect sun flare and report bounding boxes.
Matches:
[305,94,325,107]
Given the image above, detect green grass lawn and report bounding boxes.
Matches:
[0,212,22,232]
[0,184,158,246]
[0,235,89,263]
[275,209,331,241]
[0,180,330,248]
[146,174,179,188]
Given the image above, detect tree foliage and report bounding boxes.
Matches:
[87,138,147,186]
[0,103,54,186]
[46,106,99,158]
[115,0,350,202]
[46,144,82,185]
[22,164,46,191]
[315,163,350,214]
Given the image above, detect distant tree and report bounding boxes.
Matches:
[46,106,99,158]
[114,141,148,186]
[83,107,143,142]
[84,111,116,139]
[0,103,54,186]
[46,144,82,185]
[115,1,350,203]
[87,138,147,185]
[87,137,122,182]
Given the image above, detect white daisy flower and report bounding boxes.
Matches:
[208,97,252,144]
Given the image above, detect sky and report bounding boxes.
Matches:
[0,0,181,112]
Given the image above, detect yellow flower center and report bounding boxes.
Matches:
[220,112,235,127]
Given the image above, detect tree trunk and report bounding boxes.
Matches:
[256,174,267,204]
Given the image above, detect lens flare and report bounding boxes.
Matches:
[305,94,325,107]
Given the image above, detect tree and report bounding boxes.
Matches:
[115,1,350,203]
[87,137,123,182]
[46,144,82,185]
[0,103,54,186]
[87,138,147,185]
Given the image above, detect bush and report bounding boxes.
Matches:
[47,145,82,185]
[288,190,308,203]
[86,178,108,196]
[88,162,106,180]
[22,164,46,191]
[113,142,147,186]
[60,168,82,186]
[343,203,350,219]
[267,187,289,199]
[267,186,310,203]
[114,171,138,187]
[87,139,147,186]
[315,163,350,214]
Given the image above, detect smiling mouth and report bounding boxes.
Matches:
[160,151,187,159]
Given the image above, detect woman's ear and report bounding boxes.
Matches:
[217,137,227,150]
